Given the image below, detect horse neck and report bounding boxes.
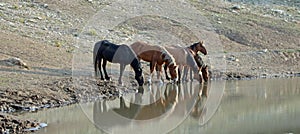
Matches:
[130,58,141,74]
[195,55,205,68]
[186,48,196,56]
[189,45,198,53]
[161,49,175,66]
[164,54,175,67]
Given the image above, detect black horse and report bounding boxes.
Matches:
[93,40,144,86]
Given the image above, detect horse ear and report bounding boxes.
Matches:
[200,40,203,44]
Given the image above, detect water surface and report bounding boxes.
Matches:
[20,77,300,134]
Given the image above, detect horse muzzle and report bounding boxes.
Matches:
[170,77,178,84]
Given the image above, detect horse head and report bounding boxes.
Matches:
[168,63,178,83]
[161,52,178,82]
[135,67,144,86]
[192,41,207,55]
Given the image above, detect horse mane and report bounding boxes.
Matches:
[189,42,200,50]
[160,47,176,66]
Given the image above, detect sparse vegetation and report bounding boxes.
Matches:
[54,40,63,47]
[88,29,98,36]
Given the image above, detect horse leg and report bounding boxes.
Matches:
[156,64,163,83]
[164,64,170,81]
[155,65,160,79]
[183,66,189,82]
[194,69,202,83]
[118,64,125,86]
[98,57,104,80]
[189,67,193,81]
[177,65,182,83]
[120,97,125,109]
[148,61,156,84]
[94,58,98,77]
[102,59,111,81]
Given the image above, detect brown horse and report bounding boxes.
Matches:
[160,46,201,83]
[130,41,178,83]
[194,54,209,82]
[183,49,209,83]
[183,41,209,83]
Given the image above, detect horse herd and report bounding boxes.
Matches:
[93,40,209,87]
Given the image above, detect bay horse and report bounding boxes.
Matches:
[93,40,144,86]
[130,41,178,83]
[183,41,209,82]
[161,46,201,83]
[183,50,209,83]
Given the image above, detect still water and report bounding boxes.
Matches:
[20,77,300,134]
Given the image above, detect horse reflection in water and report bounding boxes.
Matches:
[93,82,208,133]
[190,83,209,122]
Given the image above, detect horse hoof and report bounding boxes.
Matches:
[105,77,111,81]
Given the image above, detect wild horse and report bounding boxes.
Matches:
[93,40,144,86]
[162,41,209,83]
[160,46,201,83]
[184,41,209,82]
[184,49,209,83]
[130,41,178,83]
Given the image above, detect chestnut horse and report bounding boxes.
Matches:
[93,40,144,86]
[130,41,178,83]
[160,46,201,83]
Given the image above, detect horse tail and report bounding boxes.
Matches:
[93,40,109,77]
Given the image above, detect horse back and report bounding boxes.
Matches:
[165,46,187,65]
[131,41,163,54]
[114,44,137,64]
[130,41,164,62]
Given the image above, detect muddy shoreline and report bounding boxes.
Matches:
[1,68,299,113]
